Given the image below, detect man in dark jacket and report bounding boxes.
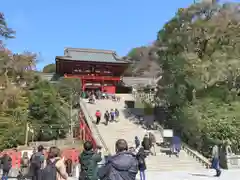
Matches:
[79,141,102,180]
[104,111,110,126]
[98,139,138,180]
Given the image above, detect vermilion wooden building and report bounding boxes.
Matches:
[55,48,130,94]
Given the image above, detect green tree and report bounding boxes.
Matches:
[154,2,240,154]
[28,80,68,141]
[0,12,69,148]
[0,12,15,39]
[57,78,82,107]
[42,63,56,73]
[0,13,36,148]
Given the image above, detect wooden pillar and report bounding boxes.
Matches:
[82,127,86,142]
[82,79,85,91]
[79,112,83,140]
[101,80,104,92]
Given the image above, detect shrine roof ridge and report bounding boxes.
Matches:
[64,47,117,54]
[56,47,130,63]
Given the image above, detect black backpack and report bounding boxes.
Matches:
[41,159,59,180]
[31,153,42,169]
[1,154,12,171]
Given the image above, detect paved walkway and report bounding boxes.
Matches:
[138,169,240,180]
[8,168,240,180]
[83,94,205,171]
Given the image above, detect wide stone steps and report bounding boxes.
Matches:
[83,94,205,172]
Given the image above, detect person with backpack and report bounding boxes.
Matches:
[20,152,30,177]
[1,153,12,180]
[98,139,138,180]
[65,158,72,177]
[42,147,68,180]
[79,141,102,180]
[104,111,110,126]
[30,145,45,180]
[136,147,147,180]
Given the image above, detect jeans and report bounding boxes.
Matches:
[140,170,145,180]
[2,170,9,180]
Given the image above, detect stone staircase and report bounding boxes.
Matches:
[82,94,205,172]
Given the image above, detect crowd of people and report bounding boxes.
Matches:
[80,139,147,180]
[0,138,147,180]
[83,90,120,104]
[0,145,69,180]
[95,109,120,126]
[135,132,156,157]
[0,136,222,180]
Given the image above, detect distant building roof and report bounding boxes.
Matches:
[56,47,129,63]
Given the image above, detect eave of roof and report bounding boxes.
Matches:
[55,56,130,64]
[56,47,130,64]
[64,47,116,54]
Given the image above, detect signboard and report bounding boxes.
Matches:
[163,129,173,138]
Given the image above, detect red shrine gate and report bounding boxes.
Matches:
[56,48,130,94]
[64,74,121,94]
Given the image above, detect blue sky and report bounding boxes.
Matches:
[1,0,234,70]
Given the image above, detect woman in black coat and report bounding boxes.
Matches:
[142,134,150,151]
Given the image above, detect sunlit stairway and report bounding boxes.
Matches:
[82,94,205,172]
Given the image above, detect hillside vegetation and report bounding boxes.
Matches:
[151,1,240,155]
[123,46,161,77]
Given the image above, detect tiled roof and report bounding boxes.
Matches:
[56,48,128,63]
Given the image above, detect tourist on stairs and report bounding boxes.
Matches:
[211,141,222,177]
[149,132,156,156]
[98,139,138,180]
[95,110,101,125]
[135,136,140,149]
[115,108,119,121]
[110,109,115,122]
[142,134,151,155]
[170,136,181,158]
[104,110,110,126]
[136,147,147,180]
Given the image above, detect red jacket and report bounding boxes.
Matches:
[95,111,101,117]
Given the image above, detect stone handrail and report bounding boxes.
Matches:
[80,99,110,155]
[227,155,240,169]
[152,123,211,168]
[132,93,211,168]
[181,143,211,168]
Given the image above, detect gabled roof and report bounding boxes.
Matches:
[56,47,129,64]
